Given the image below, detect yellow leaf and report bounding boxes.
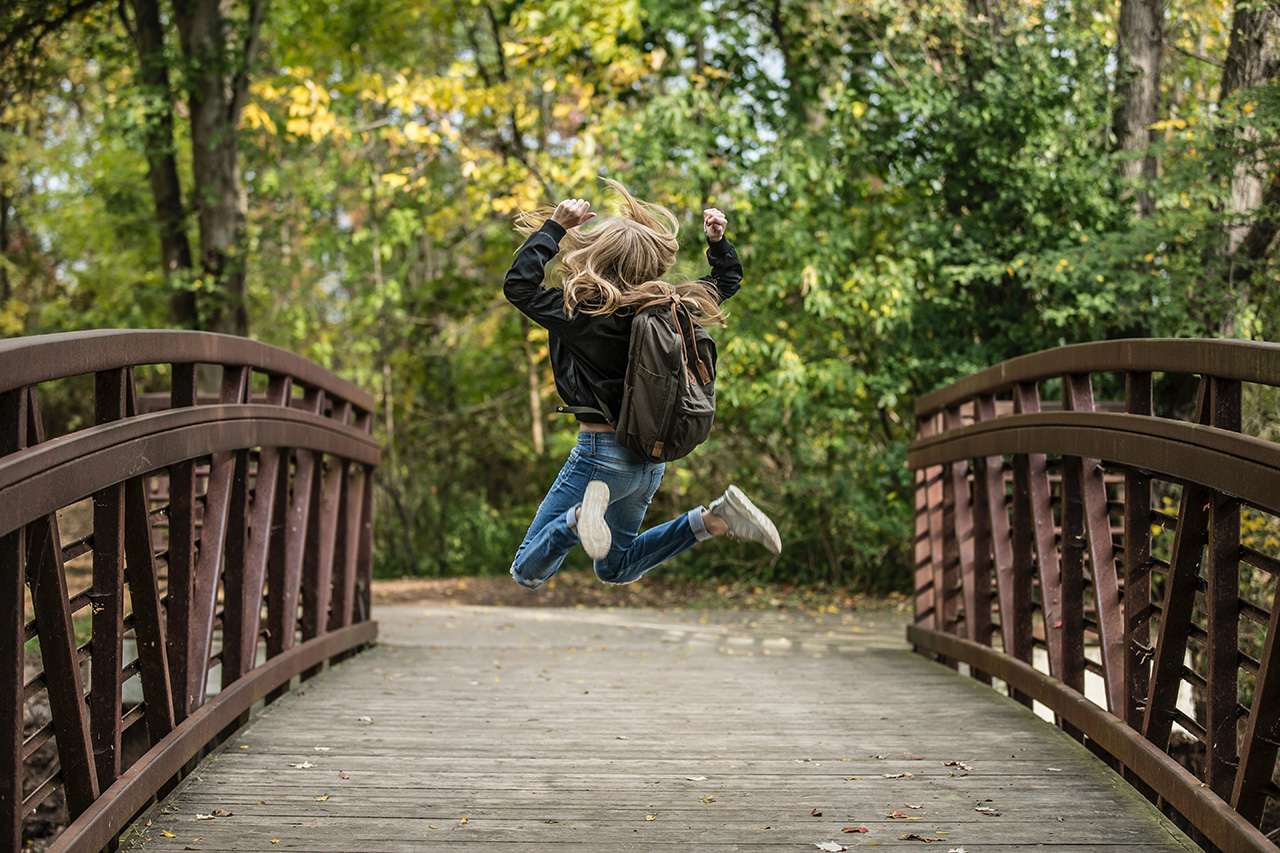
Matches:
[315,792,330,802]
[542,78,557,92]
[460,818,468,825]
[162,832,176,838]
[646,814,657,821]
[270,841,280,845]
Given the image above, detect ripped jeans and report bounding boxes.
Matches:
[510,430,712,589]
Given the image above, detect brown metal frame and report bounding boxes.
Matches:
[910,338,1280,853]
[1,331,381,853]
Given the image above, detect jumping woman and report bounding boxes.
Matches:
[504,179,781,590]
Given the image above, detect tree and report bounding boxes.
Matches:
[1114,0,1165,217]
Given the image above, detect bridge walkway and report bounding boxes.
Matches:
[120,604,1197,852]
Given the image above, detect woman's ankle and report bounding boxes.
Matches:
[702,509,728,537]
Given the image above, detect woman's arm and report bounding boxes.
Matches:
[701,207,742,303]
[503,199,596,330]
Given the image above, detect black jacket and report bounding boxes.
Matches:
[504,220,743,424]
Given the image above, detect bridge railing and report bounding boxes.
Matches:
[909,338,1280,853]
[0,330,381,853]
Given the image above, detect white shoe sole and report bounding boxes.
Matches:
[720,485,782,555]
[578,481,612,561]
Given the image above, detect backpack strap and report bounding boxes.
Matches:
[637,295,712,385]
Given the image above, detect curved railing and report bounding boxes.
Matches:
[1,331,381,853]
[909,338,1280,853]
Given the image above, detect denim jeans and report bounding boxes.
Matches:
[510,431,712,589]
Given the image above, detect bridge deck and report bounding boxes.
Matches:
[121,603,1196,852]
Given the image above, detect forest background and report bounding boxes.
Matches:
[2,0,1277,591]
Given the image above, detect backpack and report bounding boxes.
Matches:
[562,295,717,463]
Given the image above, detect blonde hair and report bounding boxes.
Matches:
[515,179,728,326]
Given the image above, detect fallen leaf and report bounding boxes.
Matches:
[975,806,1001,816]
[948,848,968,852]
[615,736,629,740]
[815,844,848,852]
[162,831,176,838]
[314,793,330,802]
[313,747,330,752]
[888,810,908,819]
[356,716,373,724]
[884,773,914,778]
[459,818,468,825]
[645,814,657,821]
[811,808,823,817]
[842,826,869,833]
[289,762,316,769]
[905,803,923,809]
[428,825,437,829]
[699,795,716,803]
[270,840,280,844]
[943,761,971,771]
[686,776,708,782]
[899,834,945,842]
[338,771,350,779]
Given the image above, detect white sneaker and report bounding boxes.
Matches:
[708,485,781,555]
[577,480,612,561]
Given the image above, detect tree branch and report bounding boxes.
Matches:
[1169,42,1224,68]
[228,0,267,125]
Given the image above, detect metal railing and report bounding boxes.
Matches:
[909,338,1280,853]
[1,330,381,853]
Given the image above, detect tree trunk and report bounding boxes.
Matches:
[1212,3,1278,335]
[521,317,545,456]
[124,0,197,328]
[1219,2,1278,254]
[1113,0,1164,218]
[172,0,264,338]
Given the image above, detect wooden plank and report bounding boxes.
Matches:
[120,606,1198,853]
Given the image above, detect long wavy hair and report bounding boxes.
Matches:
[515,179,728,326]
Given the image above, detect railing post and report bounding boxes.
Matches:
[166,363,198,722]
[1013,382,1066,685]
[1064,373,1124,714]
[913,414,939,630]
[1205,377,1242,799]
[1123,370,1153,731]
[90,368,129,789]
[1,388,26,853]
[24,389,100,819]
[1143,381,1214,752]
[973,394,1024,695]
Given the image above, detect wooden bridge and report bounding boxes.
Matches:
[4,332,1280,852]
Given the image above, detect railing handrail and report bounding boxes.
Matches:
[910,337,1280,853]
[0,329,374,412]
[915,337,1280,416]
[3,330,380,853]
